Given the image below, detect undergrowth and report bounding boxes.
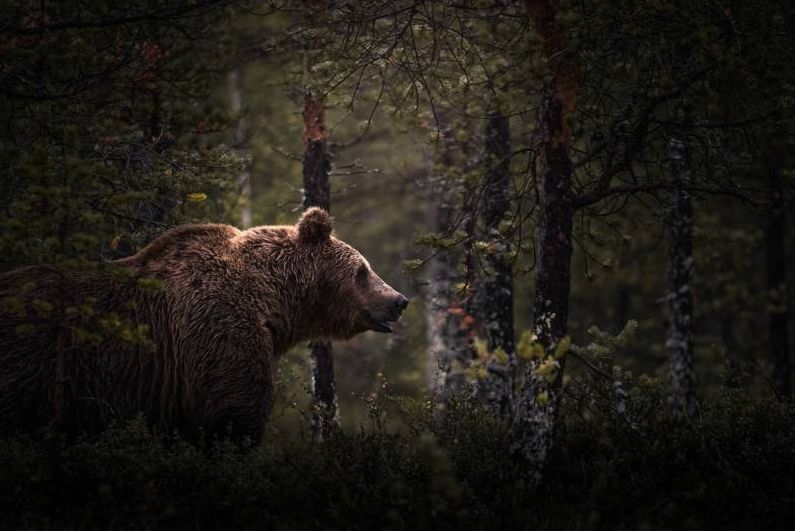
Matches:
[1,389,793,530]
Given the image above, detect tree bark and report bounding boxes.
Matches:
[424,125,470,400]
[512,0,579,482]
[766,162,791,399]
[228,68,252,229]
[476,110,515,416]
[302,91,338,438]
[665,135,697,415]
[722,315,741,389]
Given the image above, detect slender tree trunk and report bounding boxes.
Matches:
[228,68,252,229]
[302,91,338,438]
[665,135,697,415]
[722,314,741,389]
[424,218,461,397]
[425,125,469,399]
[767,164,791,399]
[476,110,515,416]
[141,83,176,230]
[109,82,175,259]
[615,285,631,331]
[512,0,579,482]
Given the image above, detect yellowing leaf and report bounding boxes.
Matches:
[493,347,509,365]
[473,337,489,360]
[535,357,559,381]
[536,391,549,406]
[110,235,121,251]
[137,277,164,293]
[516,330,545,361]
[15,324,35,338]
[0,296,24,317]
[464,361,488,381]
[186,192,207,202]
[31,299,53,318]
[554,336,571,360]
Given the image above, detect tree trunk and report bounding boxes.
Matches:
[767,164,791,399]
[722,315,741,389]
[665,136,697,415]
[228,68,252,229]
[512,0,579,482]
[424,125,470,400]
[476,110,515,416]
[302,91,338,438]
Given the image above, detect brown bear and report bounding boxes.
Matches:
[0,207,408,440]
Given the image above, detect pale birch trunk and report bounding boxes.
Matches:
[424,126,470,400]
[227,68,252,229]
[476,110,515,416]
[665,135,697,415]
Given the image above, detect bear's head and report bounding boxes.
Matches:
[295,207,409,340]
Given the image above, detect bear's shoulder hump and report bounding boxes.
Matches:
[115,224,240,268]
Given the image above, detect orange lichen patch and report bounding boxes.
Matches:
[448,306,466,317]
[303,93,326,144]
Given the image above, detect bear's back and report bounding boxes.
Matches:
[116,224,241,273]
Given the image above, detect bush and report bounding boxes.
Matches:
[0,391,793,530]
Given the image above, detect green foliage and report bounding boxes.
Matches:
[573,320,638,361]
[0,1,244,269]
[400,258,425,272]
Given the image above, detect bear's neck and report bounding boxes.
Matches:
[247,259,323,357]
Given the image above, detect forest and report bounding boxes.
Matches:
[0,0,794,529]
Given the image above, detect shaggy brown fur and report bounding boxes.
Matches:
[0,208,407,440]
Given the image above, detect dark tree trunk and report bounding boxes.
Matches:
[529,136,574,363]
[302,91,338,438]
[511,111,574,478]
[512,0,579,482]
[767,164,791,399]
[476,110,515,416]
[615,285,631,332]
[665,136,697,415]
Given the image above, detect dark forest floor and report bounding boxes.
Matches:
[1,391,793,530]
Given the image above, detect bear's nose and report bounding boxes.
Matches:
[394,295,409,312]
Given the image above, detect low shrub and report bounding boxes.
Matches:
[0,390,793,530]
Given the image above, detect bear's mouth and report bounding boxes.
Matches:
[366,315,398,333]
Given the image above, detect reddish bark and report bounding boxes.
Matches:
[302,91,337,437]
[512,0,580,480]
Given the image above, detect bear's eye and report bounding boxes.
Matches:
[355,264,369,286]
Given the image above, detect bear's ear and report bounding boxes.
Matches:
[297,207,333,245]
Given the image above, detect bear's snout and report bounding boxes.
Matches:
[393,294,409,316]
[364,291,409,334]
